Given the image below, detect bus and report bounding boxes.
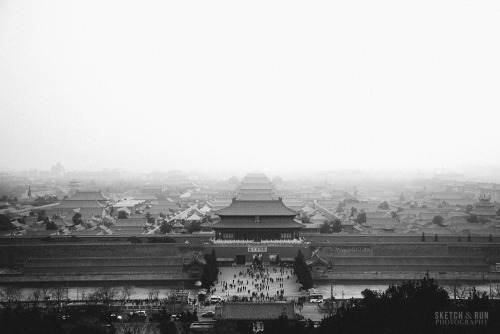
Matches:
[307,289,324,303]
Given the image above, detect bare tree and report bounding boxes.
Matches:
[148,287,160,302]
[493,285,500,299]
[0,286,23,303]
[51,286,67,303]
[445,283,474,300]
[91,286,119,306]
[40,286,52,301]
[79,288,87,301]
[119,286,134,304]
[32,288,42,304]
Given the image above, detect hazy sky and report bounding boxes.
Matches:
[1,1,499,174]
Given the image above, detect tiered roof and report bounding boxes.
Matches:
[215,199,297,217]
[211,218,304,229]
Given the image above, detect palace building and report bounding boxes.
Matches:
[211,197,302,241]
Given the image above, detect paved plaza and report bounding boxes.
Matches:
[212,264,306,301]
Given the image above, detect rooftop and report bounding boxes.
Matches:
[211,218,304,229]
[216,199,297,217]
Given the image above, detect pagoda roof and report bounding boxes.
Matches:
[187,213,203,221]
[211,218,303,229]
[215,199,297,217]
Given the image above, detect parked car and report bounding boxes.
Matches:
[201,311,215,318]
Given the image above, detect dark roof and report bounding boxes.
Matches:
[306,252,330,267]
[69,190,108,201]
[211,218,303,229]
[115,218,147,227]
[184,252,206,266]
[216,199,297,216]
[54,200,106,209]
[238,183,273,190]
[237,193,278,201]
[219,302,295,320]
[78,207,104,217]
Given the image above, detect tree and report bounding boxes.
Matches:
[318,273,450,334]
[336,202,344,213]
[0,214,14,231]
[489,234,494,242]
[421,232,426,242]
[457,235,462,242]
[355,212,366,224]
[301,215,311,224]
[145,212,155,224]
[294,250,313,290]
[431,215,444,226]
[0,286,23,303]
[31,288,42,304]
[187,221,202,234]
[378,201,389,210]
[331,219,342,233]
[119,286,134,304]
[51,286,67,304]
[45,220,58,230]
[466,204,474,213]
[160,222,172,234]
[117,210,128,219]
[350,207,357,217]
[433,234,438,242]
[148,288,161,302]
[320,221,332,234]
[201,249,218,289]
[91,286,119,306]
[36,210,46,222]
[72,212,82,225]
[467,234,471,242]
[497,207,500,216]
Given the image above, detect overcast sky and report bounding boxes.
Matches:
[1,1,499,175]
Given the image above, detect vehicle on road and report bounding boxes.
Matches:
[201,311,215,317]
[210,295,222,304]
[308,289,324,303]
[210,295,223,304]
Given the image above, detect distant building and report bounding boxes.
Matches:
[237,173,277,201]
[470,194,497,217]
[51,162,65,177]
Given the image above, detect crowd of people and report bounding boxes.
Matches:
[214,260,298,302]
